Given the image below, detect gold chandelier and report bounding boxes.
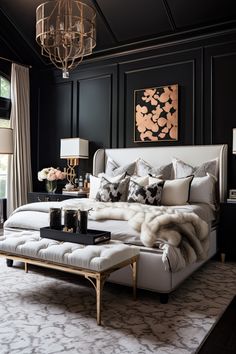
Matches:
[36,0,96,78]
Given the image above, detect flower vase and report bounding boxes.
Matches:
[45,180,57,194]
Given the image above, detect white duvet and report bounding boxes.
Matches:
[4,198,210,272]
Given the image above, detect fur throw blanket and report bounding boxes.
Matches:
[89,202,209,272]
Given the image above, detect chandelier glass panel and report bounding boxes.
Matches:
[36,0,96,78]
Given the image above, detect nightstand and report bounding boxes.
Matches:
[218,202,236,261]
[28,192,87,203]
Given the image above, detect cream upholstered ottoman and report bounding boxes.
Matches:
[0,232,139,325]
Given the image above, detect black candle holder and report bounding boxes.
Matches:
[64,209,78,233]
[78,210,88,234]
[49,208,62,230]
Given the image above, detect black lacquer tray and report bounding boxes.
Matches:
[40,227,111,245]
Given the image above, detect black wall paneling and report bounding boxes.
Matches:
[77,73,113,175]
[118,48,202,148]
[38,80,73,167]
[77,75,112,147]
[74,64,117,177]
[204,41,236,188]
[34,29,236,193]
[36,79,74,191]
[36,64,118,180]
[2,1,236,193]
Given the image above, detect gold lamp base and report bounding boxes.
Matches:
[64,158,79,187]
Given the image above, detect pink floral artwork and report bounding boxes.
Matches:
[134,84,178,142]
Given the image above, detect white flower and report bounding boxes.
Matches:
[37,167,66,181]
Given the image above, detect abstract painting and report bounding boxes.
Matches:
[134,84,178,142]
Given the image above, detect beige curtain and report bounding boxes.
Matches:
[7,63,32,215]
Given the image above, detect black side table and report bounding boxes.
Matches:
[28,192,87,203]
[219,202,236,262]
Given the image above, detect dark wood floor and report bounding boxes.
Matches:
[197,295,236,354]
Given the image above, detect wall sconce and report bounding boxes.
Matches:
[233,128,236,155]
[60,138,89,188]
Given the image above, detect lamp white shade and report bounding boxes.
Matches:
[60,138,89,159]
[0,128,13,154]
[233,128,236,155]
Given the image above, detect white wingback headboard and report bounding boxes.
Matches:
[93,144,228,202]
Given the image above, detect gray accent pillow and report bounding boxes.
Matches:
[128,179,164,205]
[105,157,136,177]
[136,158,173,180]
[95,176,130,202]
[172,158,218,178]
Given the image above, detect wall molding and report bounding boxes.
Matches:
[79,24,236,66]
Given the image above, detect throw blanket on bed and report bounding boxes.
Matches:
[88,202,209,271]
[5,200,209,272]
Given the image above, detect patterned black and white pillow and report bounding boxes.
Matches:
[95,176,130,202]
[127,180,164,205]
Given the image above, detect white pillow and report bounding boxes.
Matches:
[172,157,218,179]
[130,175,149,186]
[89,173,126,199]
[136,158,173,180]
[105,157,136,177]
[189,173,217,209]
[149,175,193,206]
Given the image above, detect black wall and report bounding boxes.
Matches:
[28,28,236,192]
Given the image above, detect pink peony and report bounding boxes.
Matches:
[38,167,66,181]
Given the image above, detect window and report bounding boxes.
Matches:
[0,76,10,98]
[0,74,11,120]
[0,74,11,198]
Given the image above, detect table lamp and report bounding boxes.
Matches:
[0,128,13,225]
[60,138,89,189]
[0,128,13,154]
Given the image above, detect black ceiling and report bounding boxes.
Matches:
[0,0,236,67]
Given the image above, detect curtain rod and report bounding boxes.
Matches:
[0,56,32,69]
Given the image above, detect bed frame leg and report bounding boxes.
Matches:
[6,259,13,267]
[160,293,169,304]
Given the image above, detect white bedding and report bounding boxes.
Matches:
[4,198,215,236]
[4,198,214,272]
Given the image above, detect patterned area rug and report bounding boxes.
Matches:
[0,259,235,354]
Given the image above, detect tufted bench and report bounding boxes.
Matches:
[0,231,139,325]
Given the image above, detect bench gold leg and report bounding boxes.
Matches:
[221,253,226,263]
[0,252,139,325]
[96,275,101,325]
[86,274,107,325]
[131,260,137,300]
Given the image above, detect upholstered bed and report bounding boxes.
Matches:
[3,144,227,302]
